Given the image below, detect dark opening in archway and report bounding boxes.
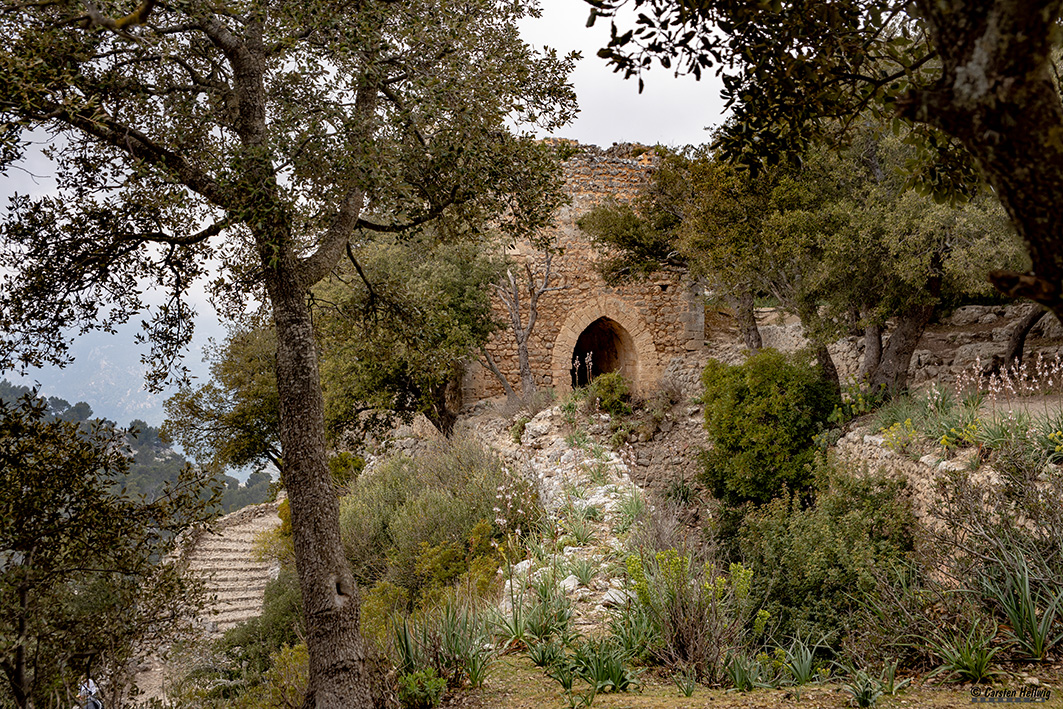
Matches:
[570,317,636,388]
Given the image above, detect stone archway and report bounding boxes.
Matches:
[570,317,637,387]
[551,297,660,394]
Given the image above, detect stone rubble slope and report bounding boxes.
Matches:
[468,405,654,629]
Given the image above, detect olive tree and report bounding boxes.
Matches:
[0,1,575,704]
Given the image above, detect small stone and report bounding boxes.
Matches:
[602,589,633,607]
[559,574,580,593]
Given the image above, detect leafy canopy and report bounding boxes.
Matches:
[0,0,577,385]
[0,395,213,707]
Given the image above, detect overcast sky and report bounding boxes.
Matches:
[520,0,728,148]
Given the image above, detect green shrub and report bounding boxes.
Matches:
[329,450,365,488]
[510,415,530,444]
[588,371,632,417]
[361,580,411,649]
[623,547,763,682]
[220,566,303,677]
[397,668,446,709]
[701,349,839,506]
[258,643,309,708]
[739,458,915,643]
[337,438,536,602]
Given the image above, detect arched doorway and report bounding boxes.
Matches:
[570,317,637,387]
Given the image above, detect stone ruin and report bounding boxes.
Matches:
[462,143,706,402]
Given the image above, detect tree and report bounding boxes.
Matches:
[581,128,1022,392]
[579,146,765,350]
[490,248,565,401]
[0,395,211,708]
[164,322,283,476]
[0,2,575,704]
[317,237,505,437]
[589,0,1063,322]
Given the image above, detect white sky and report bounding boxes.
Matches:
[520,0,728,148]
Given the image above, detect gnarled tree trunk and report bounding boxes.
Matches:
[869,306,935,395]
[905,0,1063,323]
[1004,304,1048,367]
[727,289,762,351]
[858,322,883,384]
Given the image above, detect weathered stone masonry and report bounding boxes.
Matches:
[464,144,705,401]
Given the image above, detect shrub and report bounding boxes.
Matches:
[337,438,535,603]
[739,458,915,643]
[258,643,309,709]
[397,669,446,709]
[220,566,304,677]
[623,547,762,682]
[588,371,632,417]
[329,450,365,488]
[701,349,839,506]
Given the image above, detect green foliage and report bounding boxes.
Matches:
[567,557,597,587]
[586,372,632,417]
[392,601,496,694]
[318,238,506,438]
[623,548,761,682]
[980,554,1063,661]
[701,349,839,505]
[842,668,885,708]
[257,643,310,709]
[671,667,697,697]
[338,438,527,603]
[163,324,282,476]
[397,668,447,709]
[568,636,641,693]
[611,488,646,536]
[329,451,365,488]
[739,458,915,642]
[511,415,531,444]
[0,395,213,707]
[220,567,304,677]
[724,653,771,692]
[925,621,1002,683]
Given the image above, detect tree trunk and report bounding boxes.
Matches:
[858,323,883,384]
[728,290,762,350]
[481,347,519,402]
[814,342,841,395]
[905,0,1063,321]
[1004,304,1047,367]
[269,271,385,708]
[516,334,536,400]
[869,306,934,395]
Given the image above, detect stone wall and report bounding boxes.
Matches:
[464,144,705,401]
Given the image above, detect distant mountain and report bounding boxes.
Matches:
[3,319,220,427]
[0,379,272,511]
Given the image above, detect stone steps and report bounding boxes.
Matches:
[182,499,284,634]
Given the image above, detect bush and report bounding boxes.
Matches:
[588,371,632,417]
[397,668,446,709]
[701,349,839,506]
[337,438,534,603]
[621,547,764,682]
[220,566,304,677]
[739,458,915,643]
